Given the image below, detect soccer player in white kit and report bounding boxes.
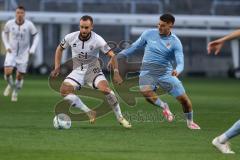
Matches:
[51,15,131,128]
[1,6,39,101]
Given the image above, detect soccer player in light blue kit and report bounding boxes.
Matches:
[208,29,240,154]
[119,13,200,129]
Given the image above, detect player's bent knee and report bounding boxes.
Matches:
[16,73,24,80]
[99,87,111,95]
[96,80,111,94]
[4,68,13,75]
[60,82,74,97]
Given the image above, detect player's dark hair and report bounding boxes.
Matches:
[80,15,93,24]
[16,5,25,11]
[160,13,175,24]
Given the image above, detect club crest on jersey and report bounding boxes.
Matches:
[166,42,171,49]
[89,45,94,50]
[73,43,77,47]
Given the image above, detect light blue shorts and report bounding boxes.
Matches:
[139,74,185,97]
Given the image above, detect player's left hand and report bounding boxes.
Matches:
[172,70,179,77]
[113,71,123,85]
[50,68,60,78]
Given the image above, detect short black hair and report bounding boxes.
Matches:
[160,13,175,24]
[16,5,25,11]
[80,15,93,24]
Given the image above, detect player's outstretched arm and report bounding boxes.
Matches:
[107,50,123,85]
[208,29,240,55]
[51,45,64,78]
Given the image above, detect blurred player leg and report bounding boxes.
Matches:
[95,77,131,128]
[165,76,200,129]
[139,75,174,122]
[61,81,96,123]
[176,94,200,130]
[212,119,240,154]
[139,85,174,122]
[11,71,24,102]
[3,67,14,96]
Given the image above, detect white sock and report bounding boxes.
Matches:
[106,91,123,120]
[4,75,14,88]
[218,133,229,144]
[154,98,165,109]
[15,79,24,93]
[64,94,91,113]
[113,103,123,120]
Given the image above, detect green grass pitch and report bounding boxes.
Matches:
[0,75,239,160]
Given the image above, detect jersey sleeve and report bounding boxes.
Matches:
[96,35,111,54]
[1,21,11,49]
[29,21,38,35]
[173,38,184,74]
[3,21,11,33]
[60,34,71,49]
[119,31,147,57]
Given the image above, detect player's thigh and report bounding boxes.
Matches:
[16,71,25,80]
[92,74,111,94]
[16,63,28,75]
[158,76,185,98]
[61,70,85,95]
[4,53,15,74]
[4,67,14,75]
[139,75,157,92]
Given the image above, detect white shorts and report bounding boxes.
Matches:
[4,53,28,73]
[64,69,107,90]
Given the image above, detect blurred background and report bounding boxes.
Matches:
[0,0,240,78]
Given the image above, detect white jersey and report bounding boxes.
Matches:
[2,19,38,64]
[60,31,111,72]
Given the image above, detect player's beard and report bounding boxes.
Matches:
[16,17,24,25]
[80,32,91,40]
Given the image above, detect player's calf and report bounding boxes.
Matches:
[3,74,14,96]
[177,94,201,129]
[141,89,174,122]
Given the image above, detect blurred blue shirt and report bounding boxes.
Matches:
[120,29,184,77]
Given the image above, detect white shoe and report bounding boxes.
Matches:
[11,91,18,102]
[3,85,12,96]
[118,117,132,128]
[212,137,235,154]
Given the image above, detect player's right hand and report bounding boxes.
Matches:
[207,40,224,55]
[50,68,60,78]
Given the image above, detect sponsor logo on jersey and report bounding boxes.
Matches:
[166,42,171,49]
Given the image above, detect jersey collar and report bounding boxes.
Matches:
[15,19,25,26]
[78,32,91,41]
[159,32,172,38]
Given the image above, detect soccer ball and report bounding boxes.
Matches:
[53,113,71,129]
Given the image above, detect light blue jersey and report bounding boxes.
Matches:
[120,29,185,97]
[121,29,184,77]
